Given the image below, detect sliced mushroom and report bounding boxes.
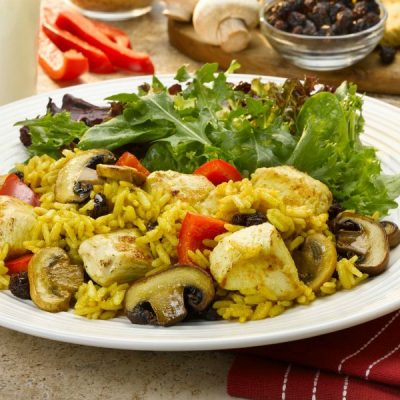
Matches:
[96,164,147,186]
[125,265,215,326]
[28,247,84,312]
[380,221,400,249]
[55,149,116,203]
[0,196,37,259]
[292,233,337,290]
[193,0,260,53]
[334,212,389,275]
[163,0,199,21]
[78,229,153,286]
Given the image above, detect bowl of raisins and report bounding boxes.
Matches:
[260,0,387,71]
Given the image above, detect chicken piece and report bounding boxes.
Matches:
[78,229,153,287]
[0,174,7,188]
[251,166,332,215]
[0,195,37,259]
[210,223,303,300]
[144,170,214,205]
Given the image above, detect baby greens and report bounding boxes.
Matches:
[16,63,400,215]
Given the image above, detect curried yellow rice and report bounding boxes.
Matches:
[0,244,10,290]
[0,151,373,322]
[74,281,129,320]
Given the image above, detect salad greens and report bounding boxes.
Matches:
[16,112,87,159]
[16,62,400,216]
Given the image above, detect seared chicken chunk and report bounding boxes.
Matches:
[145,170,214,204]
[251,166,332,215]
[210,223,303,300]
[78,229,153,286]
[0,196,37,258]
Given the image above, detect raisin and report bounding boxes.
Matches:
[234,81,252,93]
[292,25,304,34]
[328,201,343,220]
[329,3,345,23]
[231,211,267,227]
[353,1,369,19]
[88,193,109,219]
[288,11,307,27]
[275,19,289,31]
[310,3,330,27]
[364,11,380,28]
[379,46,396,65]
[168,84,182,95]
[303,0,316,12]
[9,272,31,300]
[138,83,150,93]
[276,2,292,18]
[146,221,158,231]
[303,19,317,35]
[19,126,32,147]
[335,8,354,34]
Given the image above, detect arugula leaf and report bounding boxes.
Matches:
[15,112,88,159]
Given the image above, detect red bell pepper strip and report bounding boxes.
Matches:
[42,22,114,74]
[178,213,227,266]
[91,20,132,49]
[5,254,33,274]
[0,174,40,207]
[116,152,150,176]
[55,11,155,74]
[38,33,89,81]
[193,159,242,185]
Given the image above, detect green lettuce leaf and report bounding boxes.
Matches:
[288,87,400,216]
[15,112,88,159]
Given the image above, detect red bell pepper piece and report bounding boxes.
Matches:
[193,159,242,185]
[42,22,114,74]
[178,213,227,266]
[116,152,150,176]
[38,33,89,81]
[0,174,40,207]
[91,20,132,49]
[5,254,33,274]
[55,11,155,74]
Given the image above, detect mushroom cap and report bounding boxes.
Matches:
[55,149,116,204]
[163,0,199,21]
[193,0,260,46]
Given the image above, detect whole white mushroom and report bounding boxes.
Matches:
[193,0,260,52]
[163,0,200,21]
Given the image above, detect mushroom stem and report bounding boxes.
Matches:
[218,18,250,53]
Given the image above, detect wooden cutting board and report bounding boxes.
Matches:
[168,19,400,95]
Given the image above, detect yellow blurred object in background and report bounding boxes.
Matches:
[382,0,400,47]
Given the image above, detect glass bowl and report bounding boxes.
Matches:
[64,0,153,21]
[259,0,387,71]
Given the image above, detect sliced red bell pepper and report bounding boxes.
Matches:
[178,213,227,266]
[0,174,40,207]
[42,22,114,74]
[193,159,242,185]
[116,152,150,176]
[39,33,89,81]
[92,20,132,49]
[55,11,155,74]
[5,254,33,274]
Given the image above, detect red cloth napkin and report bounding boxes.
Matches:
[228,310,400,400]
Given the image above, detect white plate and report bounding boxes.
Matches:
[0,75,399,351]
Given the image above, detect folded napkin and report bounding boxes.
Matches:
[228,311,400,400]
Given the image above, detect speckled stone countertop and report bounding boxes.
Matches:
[1,1,399,399]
